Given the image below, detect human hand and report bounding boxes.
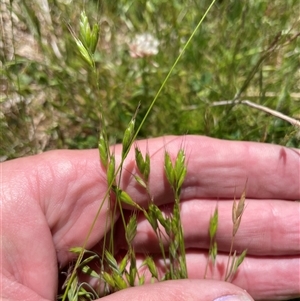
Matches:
[1,136,299,301]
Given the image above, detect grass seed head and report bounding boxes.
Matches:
[75,38,94,68]
[236,190,246,218]
[112,272,128,290]
[107,155,116,187]
[82,265,100,278]
[209,207,218,239]
[139,274,145,285]
[134,148,151,182]
[164,151,175,188]
[134,174,147,189]
[210,241,218,264]
[117,189,140,209]
[135,147,146,173]
[105,250,120,275]
[174,149,186,182]
[119,253,129,274]
[144,153,151,182]
[236,249,247,269]
[122,118,135,160]
[98,132,109,169]
[126,215,137,244]
[102,271,115,288]
[144,205,158,231]
[79,11,99,54]
[143,256,158,279]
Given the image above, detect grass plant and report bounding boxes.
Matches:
[1,1,299,301]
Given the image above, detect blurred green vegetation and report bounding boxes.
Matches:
[1,0,299,161]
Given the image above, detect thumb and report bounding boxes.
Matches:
[99,279,254,301]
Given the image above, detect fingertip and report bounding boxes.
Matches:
[213,295,253,301]
[99,279,254,301]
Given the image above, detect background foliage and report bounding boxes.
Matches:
[1,0,299,161]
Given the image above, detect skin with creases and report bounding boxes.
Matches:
[1,135,299,301]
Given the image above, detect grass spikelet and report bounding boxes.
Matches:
[114,187,141,210]
[112,272,128,290]
[164,151,175,189]
[143,256,159,280]
[122,118,135,161]
[105,250,120,275]
[98,132,109,169]
[204,207,218,278]
[107,155,116,187]
[125,215,137,244]
[135,147,151,182]
[225,184,247,281]
[79,11,99,54]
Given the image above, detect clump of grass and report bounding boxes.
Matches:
[59,3,250,300]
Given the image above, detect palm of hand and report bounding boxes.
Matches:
[1,136,299,301]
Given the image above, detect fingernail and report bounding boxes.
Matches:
[213,295,252,301]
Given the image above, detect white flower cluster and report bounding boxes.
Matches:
[129,33,159,58]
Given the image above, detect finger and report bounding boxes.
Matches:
[116,135,300,207]
[99,279,254,301]
[184,251,300,300]
[86,248,298,300]
[3,136,298,263]
[119,199,300,256]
